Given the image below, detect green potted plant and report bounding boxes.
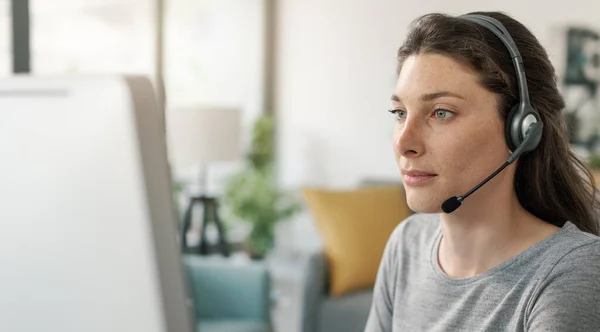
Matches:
[222,114,302,259]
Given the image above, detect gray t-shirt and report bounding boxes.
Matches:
[365,213,600,332]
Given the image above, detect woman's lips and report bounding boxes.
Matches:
[402,170,437,186]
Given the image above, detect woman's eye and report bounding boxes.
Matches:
[434,109,453,120]
[389,109,407,119]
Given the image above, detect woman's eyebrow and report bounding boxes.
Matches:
[391,91,466,103]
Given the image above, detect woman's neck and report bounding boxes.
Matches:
[437,187,559,279]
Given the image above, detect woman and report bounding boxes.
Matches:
[366,11,600,331]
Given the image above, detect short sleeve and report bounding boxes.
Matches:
[527,241,600,332]
[364,223,402,332]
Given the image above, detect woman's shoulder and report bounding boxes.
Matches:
[527,224,600,328]
[548,222,600,268]
[551,221,600,258]
[534,221,600,284]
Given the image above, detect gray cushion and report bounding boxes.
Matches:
[318,289,373,332]
[197,320,271,332]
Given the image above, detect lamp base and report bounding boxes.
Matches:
[180,195,230,256]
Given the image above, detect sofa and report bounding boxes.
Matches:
[183,255,273,332]
[299,249,373,332]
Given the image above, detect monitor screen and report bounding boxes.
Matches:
[0,75,195,332]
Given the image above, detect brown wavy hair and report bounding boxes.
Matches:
[396,11,599,235]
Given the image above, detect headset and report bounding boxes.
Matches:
[460,14,543,154]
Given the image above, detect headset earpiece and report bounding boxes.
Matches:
[506,104,542,153]
[505,105,520,152]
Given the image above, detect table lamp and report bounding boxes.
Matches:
[166,106,241,256]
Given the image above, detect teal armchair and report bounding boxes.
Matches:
[182,255,273,332]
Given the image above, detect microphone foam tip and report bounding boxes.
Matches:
[442,196,461,213]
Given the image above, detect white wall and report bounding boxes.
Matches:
[274,0,600,250]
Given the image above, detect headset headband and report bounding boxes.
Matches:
[460,14,531,106]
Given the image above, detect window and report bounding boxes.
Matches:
[31,0,156,81]
[163,0,264,112]
[29,0,264,120]
[0,0,11,76]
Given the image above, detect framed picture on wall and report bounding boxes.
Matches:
[560,26,600,160]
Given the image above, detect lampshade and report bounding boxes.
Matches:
[166,107,241,170]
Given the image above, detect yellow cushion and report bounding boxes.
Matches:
[302,186,411,297]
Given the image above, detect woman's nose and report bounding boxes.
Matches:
[394,117,424,158]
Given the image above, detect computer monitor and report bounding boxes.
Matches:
[0,76,196,332]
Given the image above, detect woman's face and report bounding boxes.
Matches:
[392,53,511,213]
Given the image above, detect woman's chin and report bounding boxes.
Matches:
[406,195,444,214]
